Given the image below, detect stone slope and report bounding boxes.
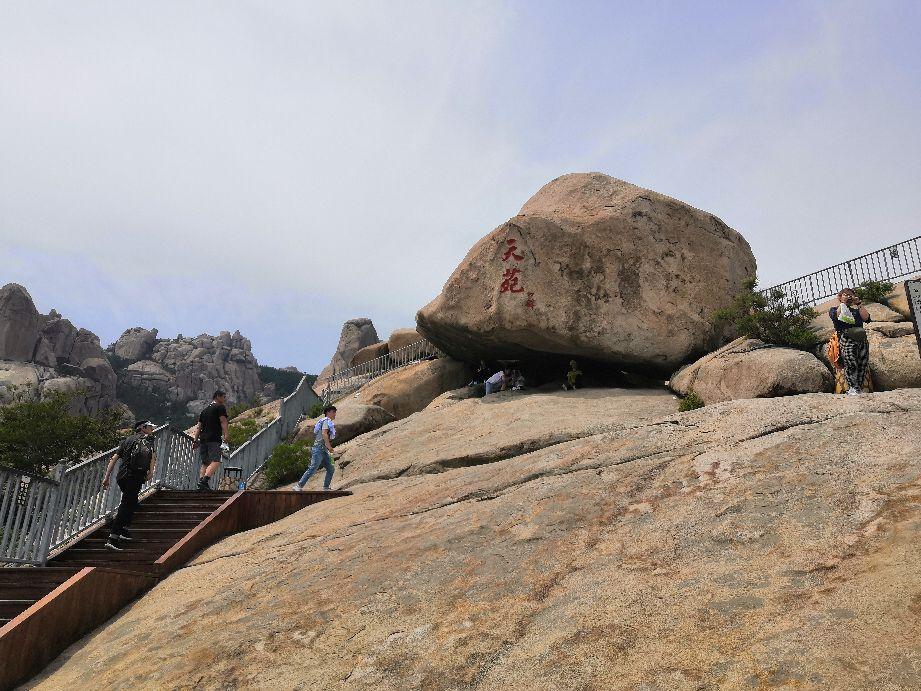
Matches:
[30,390,921,690]
[335,386,677,486]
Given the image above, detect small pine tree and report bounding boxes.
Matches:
[714,278,818,351]
[678,390,705,412]
[854,279,894,306]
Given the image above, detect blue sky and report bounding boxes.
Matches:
[2,1,920,372]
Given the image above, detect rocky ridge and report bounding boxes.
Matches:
[0,283,117,415]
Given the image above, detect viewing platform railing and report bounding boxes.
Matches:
[761,235,921,305]
[322,339,443,403]
[0,375,319,566]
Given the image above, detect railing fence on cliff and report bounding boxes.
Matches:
[760,236,921,305]
[0,375,319,566]
[322,339,443,403]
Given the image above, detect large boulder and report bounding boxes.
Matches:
[885,277,920,318]
[867,323,921,390]
[32,390,921,690]
[417,173,756,372]
[123,360,172,396]
[355,358,471,420]
[0,361,42,403]
[112,327,158,362]
[0,283,41,362]
[387,327,422,353]
[79,357,118,407]
[317,318,380,382]
[40,313,78,362]
[350,342,390,367]
[670,337,832,404]
[294,402,397,449]
[69,329,106,364]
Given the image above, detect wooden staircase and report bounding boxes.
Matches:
[0,488,349,689]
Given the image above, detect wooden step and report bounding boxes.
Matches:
[0,568,80,587]
[0,599,37,618]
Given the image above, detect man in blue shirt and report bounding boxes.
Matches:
[293,405,337,491]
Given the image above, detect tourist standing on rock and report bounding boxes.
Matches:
[102,420,157,551]
[484,368,512,396]
[293,406,337,491]
[193,390,230,490]
[829,288,872,395]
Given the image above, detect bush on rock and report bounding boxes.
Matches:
[714,279,818,350]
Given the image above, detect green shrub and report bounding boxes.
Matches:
[308,401,326,419]
[227,401,250,420]
[228,418,260,449]
[678,390,705,412]
[258,365,315,398]
[714,278,818,350]
[262,440,314,487]
[854,279,895,306]
[0,392,123,476]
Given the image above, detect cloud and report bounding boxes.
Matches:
[2,1,920,370]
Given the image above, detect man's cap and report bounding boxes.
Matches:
[134,420,156,431]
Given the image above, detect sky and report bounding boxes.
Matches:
[2,1,921,372]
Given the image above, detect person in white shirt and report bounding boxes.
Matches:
[293,406,337,491]
[484,369,511,396]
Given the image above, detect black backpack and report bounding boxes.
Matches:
[117,435,150,480]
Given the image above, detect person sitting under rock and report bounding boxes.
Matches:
[483,368,512,396]
[293,405,338,491]
[563,360,583,390]
[828,288,872,395]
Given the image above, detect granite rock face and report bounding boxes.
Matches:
[31,389,921,690]
[111,327,158,362]
[670,337,833,404]
[417,173,756,372]
[318,318,380,383]
[0,284,117,414]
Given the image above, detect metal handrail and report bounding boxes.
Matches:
[322,339,442,402]
[761,236,921,305]
[1,375,320,565]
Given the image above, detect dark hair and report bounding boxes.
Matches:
[323,405,337,415]
[213,390,226,399]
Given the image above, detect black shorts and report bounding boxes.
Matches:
[199,442,223,465]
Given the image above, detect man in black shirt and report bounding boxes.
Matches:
[193,390,230,490]
[102,420,157,550]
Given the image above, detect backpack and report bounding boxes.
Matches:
[116,435,150,481]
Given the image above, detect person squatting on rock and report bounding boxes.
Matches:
[829,288,872,395]
[563,360,583,391]
[102,420,157,551]
[293,405,338,491]
[193,390,230,490]
[483,368,513,396]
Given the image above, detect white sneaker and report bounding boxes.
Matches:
[846,387,860,396]
[291,483,302,492]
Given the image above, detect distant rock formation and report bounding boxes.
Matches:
[112,328,263,415]
[0,284,117,415]
[317,318,380,383]
[417,173,756,372]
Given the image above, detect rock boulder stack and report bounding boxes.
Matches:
[0,283,117,415]
[317,318,380,383]
[417,173,756,372]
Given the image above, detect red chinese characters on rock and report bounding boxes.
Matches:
[500,268,525,293]
[499,237,536,309]
[502,238,524,263]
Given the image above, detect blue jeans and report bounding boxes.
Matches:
[298,445,334,489]
[484,380,502,395]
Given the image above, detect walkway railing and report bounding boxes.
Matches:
[0,375,319,566]
[761,236,921,305]
[322,339,442,403]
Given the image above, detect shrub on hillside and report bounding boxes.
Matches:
[713,278,818,350]
[308,401,326,419]
[262,440,313,487]
[228,418,261,450]
[227,401,250,420]
[678,390,705,412]
[258,365,314,398]
[0,392,124,476]
[854,279,895,306]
